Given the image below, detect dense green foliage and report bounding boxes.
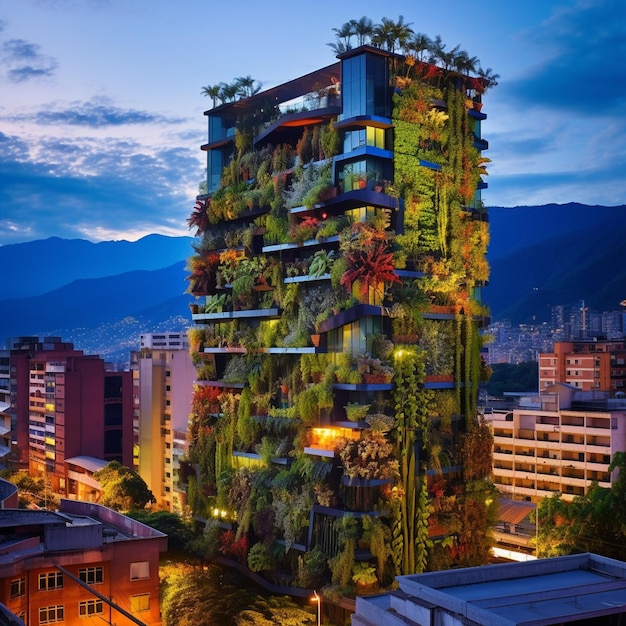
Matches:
[161,562,316,626]
[486,362,539,396]
[536,452,626,560]
[93,461,155,511]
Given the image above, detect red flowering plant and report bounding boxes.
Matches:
[187,198,210,236]
[340,222,400,303]
[192,385,222,418]
[289,215,320,244]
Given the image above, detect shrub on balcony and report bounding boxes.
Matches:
[339,431,398,481]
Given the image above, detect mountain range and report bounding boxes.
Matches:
[0,203,624,365]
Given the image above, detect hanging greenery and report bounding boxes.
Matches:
[392,348,434,574]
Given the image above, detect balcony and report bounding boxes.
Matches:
[193,307,281,322]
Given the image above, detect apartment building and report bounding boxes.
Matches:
[1,337,133,491]
[0,492,166,626]
[539,338,626,392]
[491,383,626,503]
[132,333,195,512]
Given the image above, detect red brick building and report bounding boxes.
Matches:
[539,339,626,393]
[0,496,166,625]
[3,337,133,491]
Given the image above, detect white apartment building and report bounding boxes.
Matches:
[490,383,626,503]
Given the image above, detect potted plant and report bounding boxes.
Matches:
[357,354,394,384]
[344,402,371,422]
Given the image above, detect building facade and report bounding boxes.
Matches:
[185,33,493,588]
[539,339,626,392]
[0,493,166,626]
[491,383,626,503]
[2,337,133,492]
[132,333,195,513]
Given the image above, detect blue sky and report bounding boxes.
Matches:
[0,0,624,246]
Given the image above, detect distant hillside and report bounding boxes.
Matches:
[0,234,194,299]
[487,203,626,263]
[0,261,190,337]
[487,204,626,323]
[0,205,624,361]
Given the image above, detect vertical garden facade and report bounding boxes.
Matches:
[184,41,495,594]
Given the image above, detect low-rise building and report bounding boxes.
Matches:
[490,384,626,503]
[352,553,626,625]
[0,493,166,626]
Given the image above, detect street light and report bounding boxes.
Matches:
[311,590,321,626]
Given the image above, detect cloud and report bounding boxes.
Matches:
[1,38,58,82]
[2,97,186,128]
[33,97,186,128]
[502,0,626,116]
[0,131,203,245]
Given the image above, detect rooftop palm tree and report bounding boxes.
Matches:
[219,81,239,103]
[234,75,262,98]
[331,21,355,51]
[352,16,374,46]
[477,66,500,91]
[372,15,414,54]
[454,50,479,77]
[201,84,221,108]
[408,33,432,62]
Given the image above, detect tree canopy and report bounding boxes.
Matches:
[93,461,155,511]
[160,563,315,626]
[536,453,626,560]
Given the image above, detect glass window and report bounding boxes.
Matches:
[79,566,103,585]
[130,594,150,612]
[39,572,64,591]
[130,561,149,580]
[79,599,103,617]
[10,577,26,599]
[40,606,64,624]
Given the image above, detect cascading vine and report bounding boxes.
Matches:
[392,348,433,574]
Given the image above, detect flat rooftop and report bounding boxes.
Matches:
[397,553,626,625]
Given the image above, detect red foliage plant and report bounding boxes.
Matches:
[187,198,210,236]
[340,222,400,302]
[218,530,249,563]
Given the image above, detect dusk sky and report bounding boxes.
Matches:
[1,0,624,246]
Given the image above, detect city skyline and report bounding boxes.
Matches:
[1,0,625,247]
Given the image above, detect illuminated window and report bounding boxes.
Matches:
[130,594,150,612]
[39,571,64,591]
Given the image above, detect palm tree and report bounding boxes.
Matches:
[234,75,262,99]
[352,16,374,46]
[408,33,432,62]
[391,15,414,55]
[425,36,459,88]
[454,50,479,77]
[373,16,414,54]
[327,40,350,55]
[477,66,500,91]
[201,84,221,108]
[219,81,239,103]
[331,21,355,51]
